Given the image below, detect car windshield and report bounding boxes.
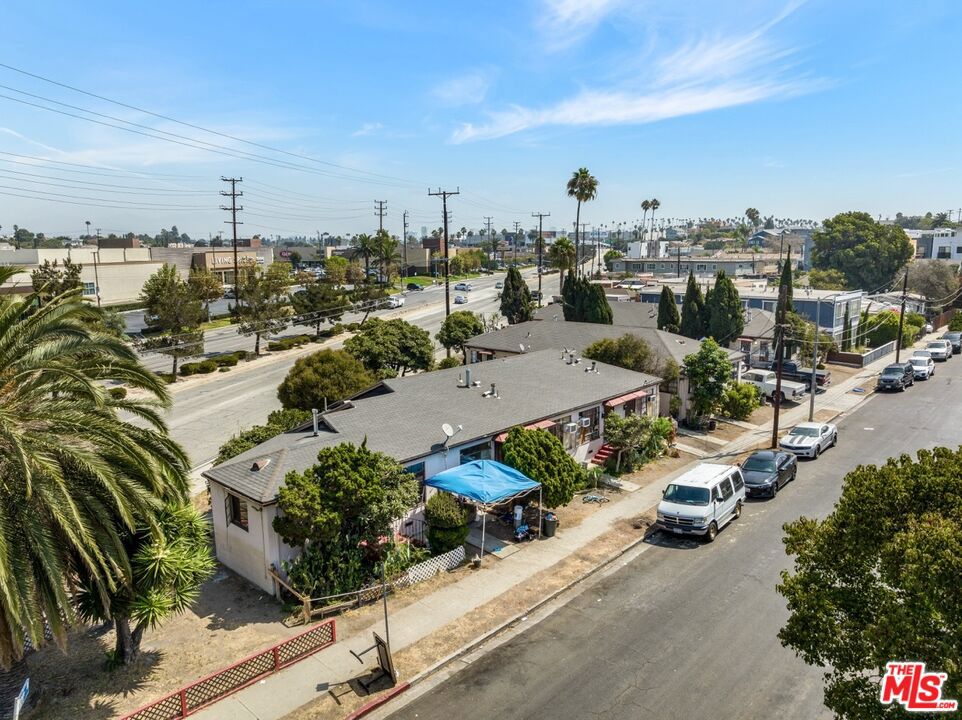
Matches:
[663,484,710,506]
[789,426,819,437]
[743,457,776,472]
[909,358,927,367]
[882,368,903,377]
[927,342,944,349]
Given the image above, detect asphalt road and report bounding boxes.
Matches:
[155,269,544,466]
[388,357,962,720]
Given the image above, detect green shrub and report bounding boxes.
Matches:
[214,354,239,367]
[156,372,175,384]
[425,492,469,556]
[330,323,344,336]
[436,356,462,370]
[502,427,583,508]
[669,394,682,418]
[218,366,231,372]
[720,382,760,421]
[179,362,197,376]
[266,408,312,430]
[196,359,217,374]
[345,322,360,332]
[949,312,962,331]
[107,387,127,400]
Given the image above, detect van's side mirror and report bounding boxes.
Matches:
[661,489,666,497]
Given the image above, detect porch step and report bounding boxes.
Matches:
[590,444,615,465]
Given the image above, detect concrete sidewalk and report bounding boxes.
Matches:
[191,344,906,720]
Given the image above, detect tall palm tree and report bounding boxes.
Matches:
[566,168,598,276]
[640,200,652,253]
[351,233,379,280]
[547,237,577,294]
[0,268,189,669]
[648,198,661,256]
[376,232,403,284]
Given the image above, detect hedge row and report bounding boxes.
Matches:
[180,350,250,376]
[267,334,313,352]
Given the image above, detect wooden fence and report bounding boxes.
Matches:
[121,619,335,720]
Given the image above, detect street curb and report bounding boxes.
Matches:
[368,528,655,718]
[345,682,410,720]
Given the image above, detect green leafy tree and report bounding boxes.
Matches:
[807,268,848,291]
[566,167,598,269]
[857,309,921,349]
[719,382,760,420]
[188,268,224,321]
[140,264,205,377]
[436,310,484,362]
[344,317,434,376]
[812,211,913,290]
[291,279,346,335]
[949,313,962,331]
[273,442,419,547]
[236,261,291,355]
[603,413,674,472]
[548,237,577,294]
[706,271,744,344]
[277,349,375,411]
[680,272,706,339]
[561,273,612,324]
[778,446,962,720]
[435,356,462,370]
[499,266,533,324]
[0,267,190,669]
[583,334,665,376]
[683,338,732,421]
[30,258,82,306]
[325,255,348,285]
[657,286,680,333]
[502,427,584,508]
[907,259,960,310]
[76,503,214,665]
[424,492,469,555]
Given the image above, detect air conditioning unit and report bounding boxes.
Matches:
[563,422,579,434]
[578,417,592,428]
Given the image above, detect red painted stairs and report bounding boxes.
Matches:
[590,443,615,466]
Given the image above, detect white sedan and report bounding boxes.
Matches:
[454,294,469,304]
[909,354,935,379]
[779,422,838,459]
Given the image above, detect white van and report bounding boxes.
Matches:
[656,463,746,542]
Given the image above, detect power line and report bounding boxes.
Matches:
[532,211,550,305]
[428,187,459,322]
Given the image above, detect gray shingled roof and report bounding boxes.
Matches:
[203,349,659,504]
[466,320,743,366]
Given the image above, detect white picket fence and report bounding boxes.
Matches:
[405,546,465,584]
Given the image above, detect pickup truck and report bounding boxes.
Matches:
[768,360,831,389]
[741,369,808,403]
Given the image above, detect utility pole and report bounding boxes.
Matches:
[402,210,409,279]
[92,226,102,308]
[375,200,387,232]
[220,177,243,296]
[483,216,493,265]
[579,222,589,276]
[771,283,789,449]
[808,297,821,421]
[532,211,550,306]
[429,187,459,318]
[513,221,522,264]
[676,246,681,278]
[895,270,909,363]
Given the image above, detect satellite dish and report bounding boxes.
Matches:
[442,423,455,438]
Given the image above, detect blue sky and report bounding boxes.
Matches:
[0,0,960,239]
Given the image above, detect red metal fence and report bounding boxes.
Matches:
[121,619,336,720]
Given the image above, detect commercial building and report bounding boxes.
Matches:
[610,252,781,277]
[203,350,661,594]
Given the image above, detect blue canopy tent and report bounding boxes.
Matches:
[425,460,542,559]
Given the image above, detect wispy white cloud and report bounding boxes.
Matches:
[452,1,824,143]
[538,0,624,51]
[433,70,494,106]
[351,122,383,137]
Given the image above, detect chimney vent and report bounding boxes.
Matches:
[251,458,271,472]
[465,368,472,387]
[311,409,319,437]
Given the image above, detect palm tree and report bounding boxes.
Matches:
[352,233,379,280]
[640,200,652,252]
[548,237,577,294]
[648,199,661,256]
[933,211,950,227]
[0,267,189,673]
[376,231,403,284]
[566,168,598,276]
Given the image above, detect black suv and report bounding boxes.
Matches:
[406,282,424,292]
[877,362,915,392]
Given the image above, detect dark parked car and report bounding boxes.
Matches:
[941,331,962,353]
[406,282,424,292]
[876,362,915,391]
[740,450,797,498]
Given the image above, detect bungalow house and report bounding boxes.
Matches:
[203,350,660,595]
[463,320,744,422]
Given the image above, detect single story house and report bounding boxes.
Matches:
[464,320,744,421]
[203,350,661,595]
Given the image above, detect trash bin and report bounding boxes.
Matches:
[542,513,558,538]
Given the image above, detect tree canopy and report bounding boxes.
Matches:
[812,211,913,291]
[277,349,375,411]
[657,286,680,333]
[907,259,960,310]
[561,272,612,324]
[807,268,848,291]
[436,310,484,361]
[235,261,291,355]
[679,273,706,339]
[778,447,962,720]
[705,271,744,344]
[140,263,205,376]
[582,333,675,381]
[683,338,733,420]
[273,442,420,547]
[502,428,583,508]
[344,317,434,376]
[603,414,674,472]
[499,266,533,324]
[30,258,81,306]
[291,279,345,335]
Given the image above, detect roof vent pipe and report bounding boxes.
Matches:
[465,367,472,388]
[490,382,498,398]
[311,408,319,437]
